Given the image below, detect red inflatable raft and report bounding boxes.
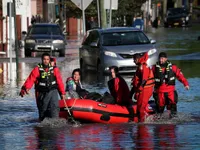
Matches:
[59,99,156,123]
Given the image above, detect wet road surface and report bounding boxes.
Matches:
[0,26,200,149]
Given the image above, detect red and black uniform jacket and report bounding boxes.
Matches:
[22,65,65,95]
[152,61,189,93]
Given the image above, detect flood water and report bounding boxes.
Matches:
[0,26,200,149]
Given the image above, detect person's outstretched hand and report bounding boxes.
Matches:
[185,86,189,90]
[19,88,29,97]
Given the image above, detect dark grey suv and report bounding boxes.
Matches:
[164,7,190,27]
[80,27,158,73]
[24,23,66,57]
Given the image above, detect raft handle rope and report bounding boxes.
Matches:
[63,98,77,110]
[63,98,79,125]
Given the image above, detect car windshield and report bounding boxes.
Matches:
[102,31,150,46]
[29,26,62,35]
[168,8,187,16]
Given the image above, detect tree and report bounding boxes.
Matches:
[63,0,146,26]
[112,0,146,26]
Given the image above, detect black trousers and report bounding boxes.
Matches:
[37,89,60,121]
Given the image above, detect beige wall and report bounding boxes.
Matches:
[31,0,37,16]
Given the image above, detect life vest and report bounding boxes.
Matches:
[144,68,155,88]
[36,64,57,92]
[135,65,155,88]
[154,61,175,86]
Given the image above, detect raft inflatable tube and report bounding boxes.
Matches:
[59,99,156,123]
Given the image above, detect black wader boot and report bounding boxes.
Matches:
[170,104,177,118]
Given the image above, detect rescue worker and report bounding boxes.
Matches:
[130,52,155,122]
[35,57,57,109]
[50,57,56,67]
[152,52,189,117]
[19,53,65,121]
[108,66,133,106]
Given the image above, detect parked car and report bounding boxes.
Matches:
[79,27,158,74]
[164,7,190,27]
[24,23,66,57]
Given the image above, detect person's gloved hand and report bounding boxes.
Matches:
[19,87,29,97]
[19,89,26,97]
[136,86,143,93]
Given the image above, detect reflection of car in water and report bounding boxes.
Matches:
[164,7,190,27]
[79,27,158,74]
[24,23,66,57]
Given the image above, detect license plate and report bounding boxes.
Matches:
[37,45,51,48]
[174,23,179,26]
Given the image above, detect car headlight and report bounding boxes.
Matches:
[26,39,35,43]
[104,51,117,57]
[148,49,157,56]
[186,16,189,21]
[52,40,64,44]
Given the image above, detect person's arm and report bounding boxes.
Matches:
[114,78,122,104]
[22,67,40,90]
[137,64,150,91]
[173,65,189,90]
[54,67,66,98]
[141,64,150,86]
[66,78,76,91]
[20,67,40,97]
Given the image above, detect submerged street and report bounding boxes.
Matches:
[0,26,200,149]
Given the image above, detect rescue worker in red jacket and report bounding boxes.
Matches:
[152,52,189,117]
[130,52,155,122]
[108,66,132,106]
[35,57,57,109]
[19,53,66,121]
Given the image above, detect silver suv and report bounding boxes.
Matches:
[79,27,158,73]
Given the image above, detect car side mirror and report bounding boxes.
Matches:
[22,31,27,35]
[90,42,98,47]
[150,39,156,44]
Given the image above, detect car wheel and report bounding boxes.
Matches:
[25,49,31,57]
[59,49,65,57]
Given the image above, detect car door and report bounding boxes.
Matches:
[81,30,100,67]
[80,31,93,66]
[89,31,100,67]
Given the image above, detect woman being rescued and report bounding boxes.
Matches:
[65,68,102,100]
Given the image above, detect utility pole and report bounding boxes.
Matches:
[97,0,101,28]
[100,0,106,28]
[59,0,63,30]
[109,0,112,28]
[81,0,86,35]
[13,0,19,80]
[9,1,13,81]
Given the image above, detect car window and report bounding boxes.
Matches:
[167,8,188,16]
[102,31,150,46]
[83,32,92,45]
[29,25,62,35]
[82,31,99,46]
